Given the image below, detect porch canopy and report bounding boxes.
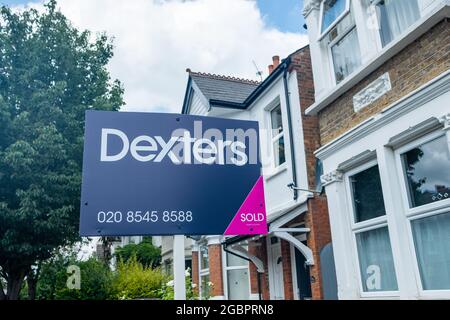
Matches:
[222,201,314,273]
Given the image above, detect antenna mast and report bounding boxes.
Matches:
[252,60,263,81]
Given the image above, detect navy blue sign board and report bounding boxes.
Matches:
[79,110,267,236]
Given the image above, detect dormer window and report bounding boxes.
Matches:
[373,0,420,47]
[320,0,350,35]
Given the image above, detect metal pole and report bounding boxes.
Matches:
[173,235,186,300]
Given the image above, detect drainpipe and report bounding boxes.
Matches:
[282,59,298,200]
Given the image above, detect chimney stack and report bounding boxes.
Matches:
[272,55,280,68]
[268,64,274,74]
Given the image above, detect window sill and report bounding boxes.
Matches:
[306,3,450,116]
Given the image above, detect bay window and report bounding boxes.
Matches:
[411,212,450,290]
[397,132,450,292]
[270,104,286,168]
[374,0,421,47]
[401,135,450,208]
[347,163,398,293]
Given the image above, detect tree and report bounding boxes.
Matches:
[0,0,124,300]
[115,237,161,269]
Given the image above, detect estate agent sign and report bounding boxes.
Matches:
[79,110,267,236]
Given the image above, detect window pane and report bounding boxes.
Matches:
[322,0,346,32]
[331,28,362,84]
[200,245,209,270]
[402,136,450,208]
[356,227,398,292]
[273,135,286,167]
[327,11,354,43]
[227,269,250,300]
[377,0,420,46]
[200,274,210,299]
[271,105,283,137]
[412,212,450,290]
[350,165,386,223]
[227,252,248,267]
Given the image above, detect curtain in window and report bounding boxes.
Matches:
[412,212,450,290]
[378,0,420,46]
[356,227,398,292]
[331,28,362,83]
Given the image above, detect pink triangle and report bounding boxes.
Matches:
[224,176,267,236]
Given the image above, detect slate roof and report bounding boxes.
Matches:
[188,71,260,104]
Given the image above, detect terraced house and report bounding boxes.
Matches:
[303,0,450,299]
[176,46,336,300]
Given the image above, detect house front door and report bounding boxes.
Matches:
[269,236,284,300]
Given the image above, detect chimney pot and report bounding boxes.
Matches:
[272,55,280,68]
[268,65,274,74]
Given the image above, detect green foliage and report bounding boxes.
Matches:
[0,0,124,299]
[21,250,112,300]
[114,237,161,269]
[55,258,112,300]
[111,256,167,300]
[158,268,197,300]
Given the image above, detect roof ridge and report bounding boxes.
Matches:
[186,69,260,85]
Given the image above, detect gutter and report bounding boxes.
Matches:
[282,59,298,200]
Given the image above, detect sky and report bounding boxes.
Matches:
[1,0,309,113]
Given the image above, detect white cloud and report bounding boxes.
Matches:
[19,0,308,113]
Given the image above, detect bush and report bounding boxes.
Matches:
[54,258,112,300]
[111,256,167,300]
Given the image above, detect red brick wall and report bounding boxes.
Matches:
[208,244,224,297]
[248,238,270,300]
[191,250,199,295]
[305,196,332,300]
[291,46,321,190]
[281,239,294,300]
[291,46,332,300]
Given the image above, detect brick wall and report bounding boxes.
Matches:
[291,46,321,190]
[192,250,199,295]
[248,238,270,300]
[292,46,333,300]
[319,19,450,145]
[280,239,294,300]
[305,196,332,300]
[208,244,224,297]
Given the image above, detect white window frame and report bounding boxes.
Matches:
[344,159,400,298]
[394,130,450,297]
[198,244,210,300]
[268,102,287,170]
[327,23,360,86]
[319,0,351,40]
[222,246,251,300]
